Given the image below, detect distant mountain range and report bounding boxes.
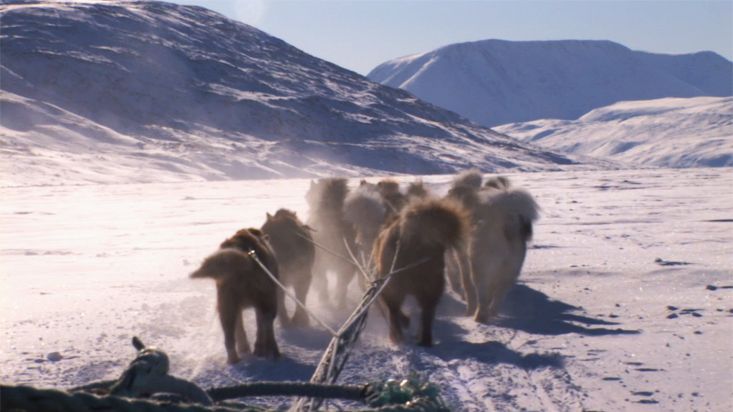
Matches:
[495,96,733,168]
[368,39,733,127]
[0,1,575,186]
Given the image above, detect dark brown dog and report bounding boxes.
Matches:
[306,178,357,307]
[190,228,280,363]
[374,199,469,346]
[261,209,315,326]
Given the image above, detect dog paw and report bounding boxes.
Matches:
[417,338,433,347]
[290,314,310,327]
[254,344,280,359]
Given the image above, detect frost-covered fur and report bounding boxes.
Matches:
[261,209,314,326]
[305,178,357,307]
[374,199,469,346]
[190,229,280,363]
[343,183,386,264]
[469,185,539,323]
[453,169,483,190]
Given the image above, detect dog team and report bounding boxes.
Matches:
[189,170,538,363]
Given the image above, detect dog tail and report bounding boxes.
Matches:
[344,184,386,229]
[480,188,539,242]
[399,198,470,249]
[484,175,511,190]
[189,248,254,281]
[452,169,483,190]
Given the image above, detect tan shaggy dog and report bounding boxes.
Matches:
[443,170,484,306]
[343,181,387,266]
[190,228,280,363]
[469,179,539,323]
[306,178,357,307]
[261,209,315,327]
[376,178,407,218]
[374,198,469,346]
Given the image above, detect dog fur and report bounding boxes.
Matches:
[483,175,511,190]
[443,174,485,305]
[306,178,357,307]
[377,179,407,218]
[453,169,483,191]
[406,180,430,201]
[374,198,469,346]
[190,229,280,363]
[261,209,315,326]
[343,183,387,266]
[469,183,539,323]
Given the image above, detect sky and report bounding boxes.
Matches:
[174,0,732,76]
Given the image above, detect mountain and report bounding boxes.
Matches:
[0,1,575,186]
[368,39,733,127]
[494,96,733,168]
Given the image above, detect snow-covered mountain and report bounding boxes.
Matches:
[494,96,733,168]
[0,1,576,186]
[368,40,733,127]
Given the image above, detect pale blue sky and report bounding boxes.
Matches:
[171,0,733,75]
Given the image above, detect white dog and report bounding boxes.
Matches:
[468,178,539,323]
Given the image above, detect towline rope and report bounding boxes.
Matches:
[247,249,339,337]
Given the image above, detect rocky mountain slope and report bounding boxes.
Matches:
[0,1,574,186]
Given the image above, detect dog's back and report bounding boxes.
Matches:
[261,209,314,272]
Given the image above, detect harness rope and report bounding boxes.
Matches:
[247,249,339,337]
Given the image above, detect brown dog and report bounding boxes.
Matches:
[190,228,280,363]
[261,209,315,326]
[374,198,469,347]
[306,178,357,307]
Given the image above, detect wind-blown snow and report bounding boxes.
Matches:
[0,1,577,186]
[1,169,731,411]
[494,96,733,168]
[368,39,733,127]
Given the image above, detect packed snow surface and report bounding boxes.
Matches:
[368,39,733,127]
[0,1,576,186]
[2,169,732,411]
[495,96,733,168]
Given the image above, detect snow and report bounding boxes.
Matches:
[494,96,733,168]
[2,169,732,411]
[0,1,579,187]
[368,39,733,127]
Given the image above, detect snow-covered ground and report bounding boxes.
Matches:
[2,168,731,411]
[495,96,733,168]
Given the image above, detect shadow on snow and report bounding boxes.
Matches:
[497,284,640,336]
